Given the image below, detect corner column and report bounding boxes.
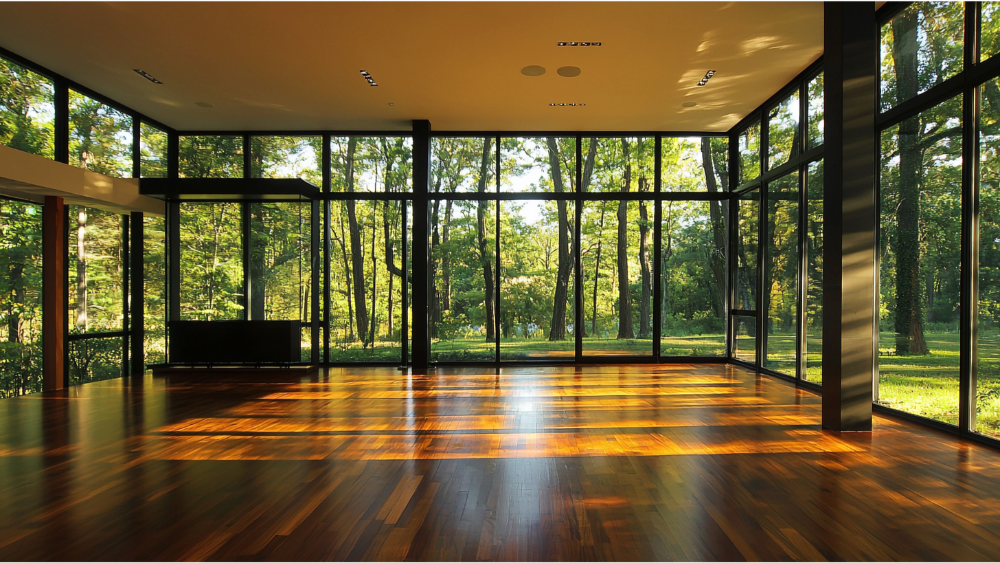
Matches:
[43,196,67,390]
[130,212,145,375]
[411,120,431,369]
[822,2,877,431]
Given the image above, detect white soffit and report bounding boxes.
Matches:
[0,145,165,216]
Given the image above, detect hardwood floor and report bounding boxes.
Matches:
[2,364,1000,561]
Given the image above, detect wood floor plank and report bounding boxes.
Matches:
[3,365,1000,560]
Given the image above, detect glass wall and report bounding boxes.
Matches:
[0,55,54,159]
[979,77,1000,439]
[0,199,43,397]
[179,135,243,178]
[764,171,799,376]
[140,123,168,178]
[179,202,243,320]
[768,90,800,170]
[662,137,729,192]
[739,121,761,185]
[68,90,132,178]
[143,216,166,366]
[879,2,964,112]
[67,205,125,384]
[878,94,962,425]
[805,160,823,382]
[660,200,727,357]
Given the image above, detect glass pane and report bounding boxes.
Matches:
[69,337,122,385]
[500,137,576,193]
[179,135,243,178]
[431,137,495,194]
[0,199,43,398]
[248,203,312,361]
[660,200,727,357]
[69,90,132,178]
[328,200,404,362]
[878,94,962,425]
[179,203,243,320]
[499,200,575,360]
[984,1,1000,62]
[0,56,54,159]
[978,78,1000,438]
[582,200,653,356]
[68,206,123,333]
[331,137,412,192]
[140,123,167,178]
[733,315,757,364]
[430,199,496,362]
[736,189,759,310]
[143,216,165,367]
[808,73,824,149]
[739,121,761,185]
[805,160,824,383]
[582,137,654,193]
[880,2,964,112]
[765,171,799,376]
[250,136,322,186]
[768,91,800,170]
[662,137,729,192]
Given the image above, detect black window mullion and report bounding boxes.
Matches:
[575,136,584,361]
[653,136,662,362]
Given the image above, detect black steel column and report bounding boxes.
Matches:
[242,135,251,320]
[822,2,877,432]
[311,199,320,365]
[322,134,332,364]
[411,120,432,369]
[122,214,130,377]
[653,136,662,361]
[54,79,68,165]
[575,136,584,360]
[130,212,144,375]
[961,2,980,433]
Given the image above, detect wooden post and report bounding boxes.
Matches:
[43,196,67,390]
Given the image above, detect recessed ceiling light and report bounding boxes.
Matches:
[557,42,567,46]
[388,102,395,106]
[521,65,546,77]
[195,101,213,108]
[682,102,697,107]
[133,69,162,84]
[557,66,582,77]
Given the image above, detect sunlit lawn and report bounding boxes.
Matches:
[431,334,730,361]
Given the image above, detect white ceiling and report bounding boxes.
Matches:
[0,2,825,133]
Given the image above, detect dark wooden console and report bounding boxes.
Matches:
[168,320,302,366]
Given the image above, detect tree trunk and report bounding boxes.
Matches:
[892,11,928,355]
[702,138,729,317]
[76,207,87,330]
[617,139,635,340]
[661,202,675,332]
[476,138,496,342]
[443,200,453,312]
[547,138,572,341]
[7,263,24,343]
[345,138,370,344]
[249,206,267,320]
[370,211,378,347]
[637,176,651,339]
[334,205,355,340]
[592,203,606,337]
